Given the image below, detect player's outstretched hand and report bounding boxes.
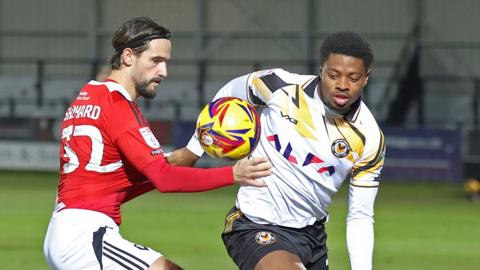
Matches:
[233,157,271,187]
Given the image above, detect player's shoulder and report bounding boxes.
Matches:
[81,80,142,123]
[83,80,132,102]
[355,101,383,137]
[251,68,316,87]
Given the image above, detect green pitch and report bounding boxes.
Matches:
[0,170,479,269]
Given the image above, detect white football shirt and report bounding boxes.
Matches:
[189,68,385,228]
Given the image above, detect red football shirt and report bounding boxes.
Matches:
[57,80,233,224]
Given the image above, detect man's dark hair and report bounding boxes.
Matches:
[320,31,374,71]
[109,16,171,70]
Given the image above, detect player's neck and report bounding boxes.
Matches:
[108,70,138,100]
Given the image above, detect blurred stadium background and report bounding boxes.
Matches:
[0,0,479,269]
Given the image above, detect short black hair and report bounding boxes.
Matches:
[320,31,374,71]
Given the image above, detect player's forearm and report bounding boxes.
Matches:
[141,158,234,192]
[166,147,200,167]
[347,217,374,270]
[346,184,378,270]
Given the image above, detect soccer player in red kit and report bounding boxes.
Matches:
[43,16,271,270]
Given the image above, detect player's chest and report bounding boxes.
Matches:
[263,116,358,179]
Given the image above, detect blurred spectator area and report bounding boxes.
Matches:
[1,0,480,176]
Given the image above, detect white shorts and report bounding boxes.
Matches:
[43,208,162,270]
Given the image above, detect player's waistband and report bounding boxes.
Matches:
[51,208,118,231]
[233,207,327,227]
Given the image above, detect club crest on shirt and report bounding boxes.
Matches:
[255,231,276,245]
[331,139,350,158]
[139,127,160,149]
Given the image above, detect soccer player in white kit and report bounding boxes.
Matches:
[42,17,271,270]
[184,31,385,270]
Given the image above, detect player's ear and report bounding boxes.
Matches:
[121,48,135,67]
[363,68,371,87]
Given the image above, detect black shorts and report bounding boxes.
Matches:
[221,207,328,270]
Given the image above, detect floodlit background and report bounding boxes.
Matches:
[0,0,479,269]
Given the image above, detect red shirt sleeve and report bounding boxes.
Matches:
[116,128,234,192]
[104,92,165,170]
[142,159,234,192]
[106,92,234,193]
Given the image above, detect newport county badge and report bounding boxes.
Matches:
[255,231,276,245]
[331,139,350,158]
[139,127,160,148]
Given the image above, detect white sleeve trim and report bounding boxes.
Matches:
[186,133,204,157]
